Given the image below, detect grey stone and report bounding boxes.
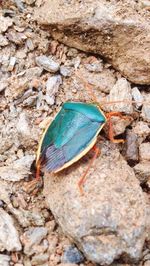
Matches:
[125,130,139,163]
[0,209,21,251]
[0,34,8,46]
[132,87,144,109]
[62,245,84,264]
[44,143,146,265]
[0,255,10,266]
[133,121,150,141]
[0,155,35,181]
[8,57,16,71]
[21,227,48,255]
[60,66,72,77]
[0,16,13,33]
[106,78,133,114]
[35,0,150,84]
[134,162,150,183]
[31,253,49,265]
[45,75,62,105]
[36,55,60,73]
[142,93,150,122]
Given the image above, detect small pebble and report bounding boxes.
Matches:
[36,55,60,73]
[107,78,133,114]
[31,253,49,265]
[21,227,48,255]
[0,16,13,33]
[45,75,62,105]
[142,93,150,122]
[60,66,72,77]
[0,255,10,266]
[139,143,150,161]
[0,34,8,46]
[61,246,84,264]
[132,87,143,108]
[134,162,150,183]
[125,129,139,163]
[14,0,25,12]
[8,57,16,71]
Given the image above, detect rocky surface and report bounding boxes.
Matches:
[0,0,150,265]
[35,0,150,84]
[44,143,146,265]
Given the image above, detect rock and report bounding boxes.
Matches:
[125,129,139,163]
[75,67,116,94]
[35,55,60,72]
[45,75,62,105]
[60,66,72,77]
[139,143,150,161]
[0,34,8,46]
[142,93,150,122]
[105,78,133,114]
[14,0,25,12]
[17,112,31,137]
[61,245,84,264]
[0,155,35,181]
[0,209,21,251]
[21,227,48,255]
[0,15,13,33]
[35,0,150,84]
[133,121,150,142]
[44,143,146,265]
[31,253,49,265]
[132,87,144,109]
[0,255,10,266]
[24,67,43,79]
[144,261,150,266]
[11,208,45,227]
[134,162,150,183]
[8,57,16,71]
[0,79,8,92]
[59,263,78,266]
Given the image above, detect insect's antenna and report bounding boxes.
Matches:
[100,99,150,106]
[75,70,99,103]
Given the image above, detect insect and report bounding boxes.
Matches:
[30,72,149,194]
[35,101,127,194]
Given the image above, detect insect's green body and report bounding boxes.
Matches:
[36,102,106,172]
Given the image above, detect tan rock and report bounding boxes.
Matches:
[35,0,150,84]
[44,142,146,265]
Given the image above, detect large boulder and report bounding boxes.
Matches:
[44,142,146,265]
[35,0,150,85]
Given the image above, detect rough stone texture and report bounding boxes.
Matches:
[0,208,22,251]
[44,143,146,265]
[139,143,150,162]
[0,155,35,181]
[35,0,150,84]
[134,162,150,183]
[105,78,133,114]
[125,130,139,163]
[0,255,10,266]
[21,227,48,255]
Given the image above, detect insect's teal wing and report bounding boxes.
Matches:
[39,103,105,172]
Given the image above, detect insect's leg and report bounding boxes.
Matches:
[24,159,43,194]
[106,112,130,143]
[78,145,100,195]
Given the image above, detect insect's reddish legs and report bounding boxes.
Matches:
[24,159,42,194]
[106,112,130,143]
[78,145,100,195]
